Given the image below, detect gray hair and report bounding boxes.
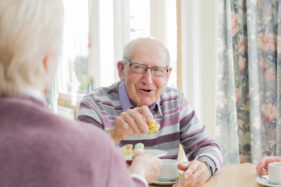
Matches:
[123,37,170,65]
[0,0,63,96]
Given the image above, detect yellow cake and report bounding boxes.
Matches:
[133,143,146,155]
[147,121,160,134]
[122,144,133,160]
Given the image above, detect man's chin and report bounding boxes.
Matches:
[138,100,155,107]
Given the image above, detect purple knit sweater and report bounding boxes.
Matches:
[0,96,146,187]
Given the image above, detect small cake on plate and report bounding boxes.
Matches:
[122,144,133,160]
[133,143,146,155]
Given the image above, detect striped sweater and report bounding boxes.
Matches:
[78,81,223,176]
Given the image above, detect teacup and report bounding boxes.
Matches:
[268,162,281,184]
[158,159,179,180]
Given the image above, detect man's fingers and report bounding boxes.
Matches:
[177,162,189,170]
[126,109,149,134]
[116,116,134,135]
[116,106,157,138]
[121,111,142,135]
[174,161,210,187]
[172,183,182,187]
[192,163,209,182]
[138,106,154,122]
[184,161,200,179]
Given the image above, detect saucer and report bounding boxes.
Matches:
[152,177,182,185]
[256,175,281,187]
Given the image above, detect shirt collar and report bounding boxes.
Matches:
[119,81,133,111]
[118,81,162,116]
[23,87,47,104]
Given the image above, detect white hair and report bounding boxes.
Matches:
[123,37,170,65]
[0,0,63,96]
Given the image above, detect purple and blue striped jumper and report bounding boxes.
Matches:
[78,81,223,176]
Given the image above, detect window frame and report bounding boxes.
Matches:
[57,0,182,118]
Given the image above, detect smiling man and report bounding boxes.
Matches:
[78,38,223,186]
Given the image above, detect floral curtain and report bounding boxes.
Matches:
[216,0,281,164]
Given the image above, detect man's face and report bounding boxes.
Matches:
[120,41,172,107]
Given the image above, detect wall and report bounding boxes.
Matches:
[181,0,219,137]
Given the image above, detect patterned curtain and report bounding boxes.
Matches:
[216,0,281,164]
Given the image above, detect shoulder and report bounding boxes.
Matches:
[17,100,114,150]
[160,86,183,103]
[162,86,182,96]
[80,82,120,105]
[28,113,117,166]
[88,82,120,99]
[44,113,114,147]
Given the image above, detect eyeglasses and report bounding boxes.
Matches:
[123,57,169,77]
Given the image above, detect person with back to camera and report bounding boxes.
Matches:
[78,37,223,187]
[0,0,161,186]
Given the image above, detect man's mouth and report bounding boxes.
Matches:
[140,89,153,93]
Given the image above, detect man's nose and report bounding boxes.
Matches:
[142,68,153,84]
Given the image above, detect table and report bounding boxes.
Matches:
[150,163,263,187]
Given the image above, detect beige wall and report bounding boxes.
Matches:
[180,0,219,137]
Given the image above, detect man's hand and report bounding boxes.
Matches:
[129,153,162,183]
[172,160,211,187]
[256,156,281,176]
[108,106,154,144]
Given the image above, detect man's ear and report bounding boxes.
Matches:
[165,67,173,85]
[165,67,172,82]
[117,61,126,80]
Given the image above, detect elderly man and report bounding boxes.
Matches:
[78,38,223,186]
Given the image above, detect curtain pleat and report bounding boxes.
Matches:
[217,0,281,164]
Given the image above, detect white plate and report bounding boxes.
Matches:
[256,175,281,187]
[145,149,167,158]
[152,178,182,185]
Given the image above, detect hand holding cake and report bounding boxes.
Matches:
[108,106,160,144]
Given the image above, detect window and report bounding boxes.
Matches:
[129,0,177,88]
[129,0,150,39]
[58,0,178,111]
[59,0,89,94]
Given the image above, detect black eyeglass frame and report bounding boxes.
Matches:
[123,56,169,77]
